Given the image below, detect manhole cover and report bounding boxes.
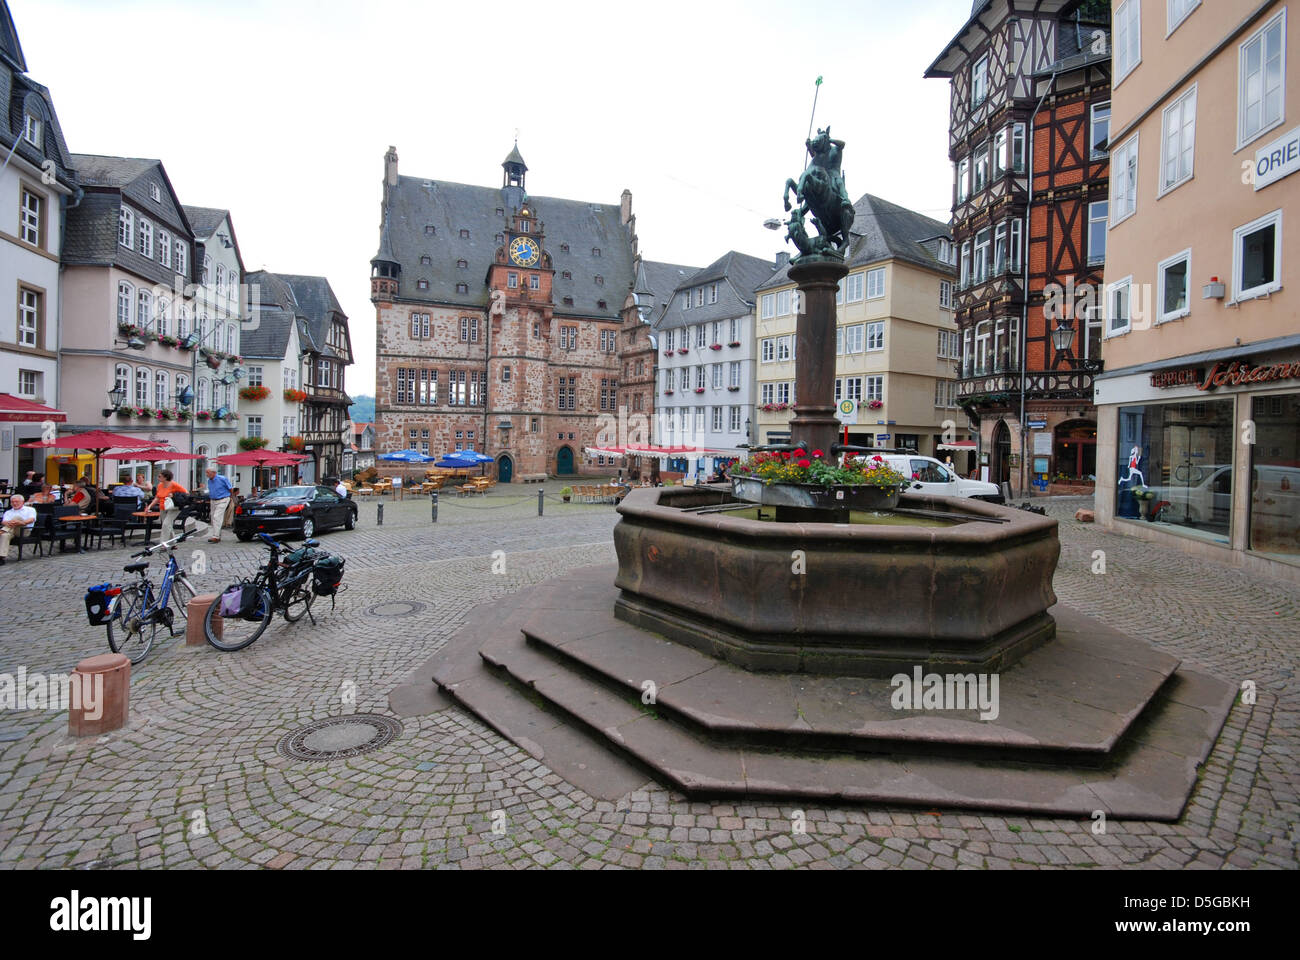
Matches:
[368,601,426,618]
[276,714,403,761]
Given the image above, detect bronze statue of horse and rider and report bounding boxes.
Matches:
[783,127,855,261]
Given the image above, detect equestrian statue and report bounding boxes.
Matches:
[783,127,855,261]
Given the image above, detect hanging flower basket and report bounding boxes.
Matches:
[118,323,142,338]
[285,436,306,452]
[238,436,269,451]
[157,334,178,348]
[283,388,307,403]
[695,387,706,394]
[867,400,884,410]
[239,385,271,401]
[205,354,221,370]
[709,344,723,351]
[196,411,212,421]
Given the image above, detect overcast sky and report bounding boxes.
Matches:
[16,0,971,396]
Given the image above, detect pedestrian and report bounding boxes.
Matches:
[204,467,232,543]
[334,477,348,499]
[145,469,190,535]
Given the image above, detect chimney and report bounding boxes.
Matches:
[775,251,791,270]
[620,188,632,226]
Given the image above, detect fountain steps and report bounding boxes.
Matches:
[425,565,1236,819]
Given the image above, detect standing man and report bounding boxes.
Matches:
[204,467,232,543]
[0,494,37,565]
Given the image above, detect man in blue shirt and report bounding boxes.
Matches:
[204,467,233,543]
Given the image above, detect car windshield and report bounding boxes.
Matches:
[260,486,314,499]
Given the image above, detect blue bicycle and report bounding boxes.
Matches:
[104,528,200,664]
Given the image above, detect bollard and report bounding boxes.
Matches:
[68,653,130,737]
[430,490,438,523]
[377,502,384,526]
[186,593,222,646]
[538,488,544,517]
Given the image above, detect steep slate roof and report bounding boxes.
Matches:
[182,205,227,237]
[757,194,952,292]
[925,0,1081,77]
[0,1,25,71]
[251,272,351,366]
[655,250,776,332]
[376,173,635,321]
[242,270,300,360]
[1,1,76,191]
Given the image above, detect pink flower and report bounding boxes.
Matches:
[812,449,824,458]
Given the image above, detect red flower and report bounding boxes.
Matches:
[793,448,806,457]
[798,459,811,469]
[812,449,824,458]
[781,452,790,460]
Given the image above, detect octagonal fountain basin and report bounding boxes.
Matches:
[612,484,1060,678]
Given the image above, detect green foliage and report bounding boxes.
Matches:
[349,394,375,423]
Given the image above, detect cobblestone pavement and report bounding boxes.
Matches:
[0,490,1295,870]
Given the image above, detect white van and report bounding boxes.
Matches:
[875,454,1004,503]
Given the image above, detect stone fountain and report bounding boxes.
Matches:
[409,132,1234,820]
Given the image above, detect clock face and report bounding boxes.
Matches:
[509,236,540,267]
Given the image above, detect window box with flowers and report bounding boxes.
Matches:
[694,387,706,394]
[117,323,142,338]
[283,388,307,403]
[758,402,790,412]
[663,390,674,396]
[709,343,723,351]
[676,348,689,355]
[731,449,909,511]
[866,400,883,410]
[727,386,740,392]
[177,409,191,421]
[238,436,269,451]
[114,407,132,419]
[239,385,271,402]
[285,436,306,452]
[135,407,152,419]
[154,409,174,421]
[728,341,741,348]
[196,411,212,421]
[157,334,179,348]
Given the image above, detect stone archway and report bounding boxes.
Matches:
[992,419,1012,487]
[556,446,575,475]
[497,454,514,483]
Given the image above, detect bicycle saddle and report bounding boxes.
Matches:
[123,561,148,574]
[304,539,321,547]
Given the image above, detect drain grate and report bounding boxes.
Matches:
[367,601,427,618]
[276,714,403,761]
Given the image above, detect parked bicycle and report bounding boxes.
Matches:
[84,528,200,664]
[204,532,345,652]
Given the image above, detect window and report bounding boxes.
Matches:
[136,367,150,406]
[246,365,263,388]
[175,241,186,275]
[761,338,774,363]
[1091,102,1111,159]
[776,289,793,316]
[18,288,40,347]
[760,383,774,405]
[601,330,617,353]
[846,272,864,302]
[937,329,959,360]
[696,324,707,348]
[712,364,723,389]
[695,366,706,390]
[776,336,792,362]
[729,361,740,388]
[159,230,171,268]
[1115,0,1141,83]
[138,218,153,258]
[1088,201,1108,266]
[729,318,738,342]
[1233,209,1283,300]
[519,221,529,233]
[865,376,882,403]
[973,228,990,283]
[19,188,41,246]
[993,222,1007,275]
[502,365,511,382]
[595,275,604,287]
[215,264,225,295]
[148,183,161,202]
[156,299,170,338]
[729,406,741,432]
[246,416,263,439]
[155,371,167,408]
[18,369,38,398]
[971,54,988,107]
[835,377,862,403]
[1010,123,1026,173]
[865,268,885,300]
[959,242,971,288]
[460,316,479,342]
[592,247,601,258]
[709,283,718,304]
[973,141,989,193]
[507,273,518,289]
[557,375,576,410]
[529,274,539,290]
[776,383,790,405]
[22,113,41,148]
[993,129,1008,177]
[118,206,133,248]
[1157,249,1192,323]
[449,370,468,406]
[665,329,675,351]
[1161,86,1197,193]
[957,157,970,203]
[1111,134,1139,225]
[1238,9,1286,148]
[115,364,130,399]
[844,324,865,354]
[459,229,470,239]
[560,326,578,351]
[137,289,151,329]
[1107,276,1133,336]
[425,225,436,236]
[760,293,775,319]
[866,321,884,351]
[421,255,431,266]
[664,368,674,392]
[410,313,430,338]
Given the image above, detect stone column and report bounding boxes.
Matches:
[788,258,849,458]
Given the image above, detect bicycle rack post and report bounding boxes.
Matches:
[430,490,438,523]
[538,488,544,517]
[377,502,384,526]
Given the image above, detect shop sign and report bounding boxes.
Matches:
[1150,367,1203,389]
[1254,124,1300,191]
[1150,359,1300,391]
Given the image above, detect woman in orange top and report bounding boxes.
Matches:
[146,470,189,537]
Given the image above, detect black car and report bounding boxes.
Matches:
[233,485,357,541]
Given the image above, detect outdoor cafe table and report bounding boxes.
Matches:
[133,511,161,546]
[57,514,97,553]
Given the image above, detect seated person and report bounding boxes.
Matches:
[112,477,144,504]
[0,493,37,565]
[66,480,93,510]
[29,483,56,504]
[20,473,44,498]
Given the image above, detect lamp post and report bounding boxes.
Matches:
[1050,321,1103,374]
[182,326,244,489]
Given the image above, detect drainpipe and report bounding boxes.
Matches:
[1021,69,1057,499]
[56,185,84,418]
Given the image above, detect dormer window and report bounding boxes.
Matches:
[456,282,468,294]
[598,299,607,310]
[149,183,161,203]
[495,234,504,244]
[457,259,468,269]
[562,296,574,306]
[424,225,436,235]
[595,275,604,285]
[495,208,504,217]
[560,243,570,253]
[519,220,530,233]
[562,271,572,280]
[418,279,429,290]
[22,115,42,148]
[420,255,431,265]
[459,229,470,239]
[592,247,601,257]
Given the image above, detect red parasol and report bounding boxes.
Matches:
[20,430,170,486]
[101,449,205,462]
[216,449,309,491]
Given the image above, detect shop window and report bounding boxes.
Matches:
[1249,391,1300,563]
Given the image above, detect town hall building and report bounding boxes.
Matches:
[371,144,641,480]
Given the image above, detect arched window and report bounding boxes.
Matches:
[215,264,224,295]
[115,363,130,398]
[175,372,189,403]
[157,298,170,337]
[137,289,151,329]
[195,444,209,480]
[135,367,150,406]
[176,305,189,340]
[227,324,236,354]
[155,371,167,408]
[198,378,210,410]
[117,282,133,327]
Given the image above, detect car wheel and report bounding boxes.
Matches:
[344,509,355,530]
[236,531,253,542]
[300,517,315,540]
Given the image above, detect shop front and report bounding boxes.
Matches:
[1095,338,1300,579]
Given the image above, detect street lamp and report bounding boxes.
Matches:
[1051,320,1103,374]
[102,386,127,417]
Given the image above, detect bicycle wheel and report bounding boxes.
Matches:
[170,575,198,629]
[282,585,315,622]
[205,582,273,652]
[106,582,158,664]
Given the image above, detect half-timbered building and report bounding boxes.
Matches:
[927,0,1110,494]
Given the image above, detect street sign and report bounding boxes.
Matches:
[1027,418,1048,429]
[835,399,857,425]
[877,433,891,442]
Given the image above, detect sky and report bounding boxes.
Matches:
[14,0,972,396]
